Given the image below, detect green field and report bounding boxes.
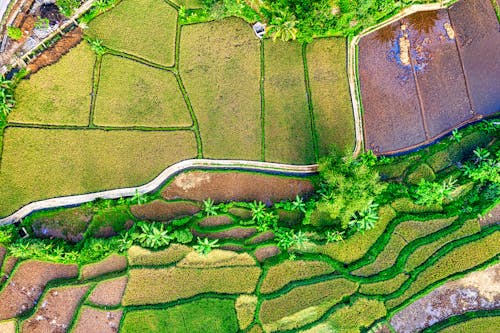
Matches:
[9,44,94,125]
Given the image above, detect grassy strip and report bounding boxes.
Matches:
[263,39,315,164]
[260,260,334,294]
[359,273,409,296]
[352,217,456,276]
[305,37,355,156]
[259,278,358,324]
[260,40,265,161]
[385,228,500,310]
[86,0,178,66]
[0,128,197,217]
[93,55,192,127]
[422,309,500,333]
[301,43,319,161]
[122,266,261,305]
[121,297,238,333]
[179,18,261,160]
[9,43,94,126]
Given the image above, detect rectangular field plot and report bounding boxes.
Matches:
[180,18,261,160]
[9,43,94,126]
[264,40,315,164]
[0,128,197,217]
[87,0,177,66]
[358,21,427,154]
[408,9,473,138]
[306,38,355,156]
[448,0,500,116]
[94,55,192,127]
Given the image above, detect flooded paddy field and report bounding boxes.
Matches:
[359,0,500,155]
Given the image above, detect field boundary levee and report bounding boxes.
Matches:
[0,159,318,226]
[347,0,457,157]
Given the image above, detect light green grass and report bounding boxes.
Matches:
[180,17,261,160]
[317,205,396,263]
[87,0,177,66]
[123,266,261,305]
[353,217,456,276]
[405,219,481,271]
[438,316,500,333]
[306,37,355,156]
[121,298,238,333]
[0,128,197,217]
[263,40,315,164]
[93,55,191,127]
[386,231,500,309]
[259,278,358,324]
[9,43,94,125]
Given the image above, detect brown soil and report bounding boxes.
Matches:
[448,0,500,116]
[193,227,258,240]
[162,171,315,206]
[72,307,123,333]
[88,276,128,307]
[0,246,6,270]
[220,244,245,252]
[130,200,200,221]
[359,20,427,154]
[254,246,281,263]
[21,285,90,333]
[80,254,127,280]
[228,207,253,220]
[277,209,303,227]
[0,260,78,320]
[479,203,500,227]
[247,231,275,245]
[31,206,93,243]
[198,215,234,228]
[407,9,473,138]
[92,220,134,239]
[0,257,18,285]
[27,28,84,74]
[390,263,500,332]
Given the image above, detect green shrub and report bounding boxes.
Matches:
[121,298,238,333]
[259,278,358,324]
[391,198,442,214]
[86,205,133,236]
[386,230,500,309]
[317,205,396,263]
[359,273,409,295]
[405,219,480,271]
[123,266,261,305]
[260,260,334,294]
[7,26,22,40]
[405,163,435,185]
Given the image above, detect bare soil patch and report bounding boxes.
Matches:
[0,246,6,270]
[22,285,90,333]
[247,231,275,245]
[80,254,127,280]
[0,257,18,285]
[220,244,245,252]
[479,204,500,227]
[31,206,93,243]
[254,246,281,262]
[88,276,128,306]
[193,227,258,240]
[0,260,78,320]
[130,200,200,221]
[72,307,122,333]
[198,215,234,228]
[162,171,315,206]
[27,28,84,74]
[390,263,500,332]
[448,0,500,116]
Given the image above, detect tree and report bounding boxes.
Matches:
[414,178,456,206]
[313,150,386,229]
[194,237,219,255]
[348,203,379,232]
[203,198,218,216]
[266,10,298,41]
[250,201,266,223]
[135,222,173,249]
[0,76,15,118]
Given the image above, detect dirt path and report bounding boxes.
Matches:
[0,159,318,225]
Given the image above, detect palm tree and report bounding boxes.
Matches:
[250,201,266,223]
[203,198,218,216]
[194,237,219,255]
[292,230,309,250]
[292,195,306,213]
[325,230,344,243]
[267,10,298,42]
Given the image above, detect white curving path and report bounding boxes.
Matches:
[0,159,319,226]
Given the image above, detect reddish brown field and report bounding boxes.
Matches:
[130,200,201,221]
[73,307,123,333]
[88,276,128,306]
[254,246,281,262]
[0,261,78,320]
[162,171,315,205]
[448,0,500,116]
[22,285,89,333]
[248,231,275,245]
[0,246,6,269]
[0,257,18,285]
[198,215,234,228]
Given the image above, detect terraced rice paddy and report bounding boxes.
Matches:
[359,0,500,155]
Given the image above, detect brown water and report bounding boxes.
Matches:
[359,0,500,155]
